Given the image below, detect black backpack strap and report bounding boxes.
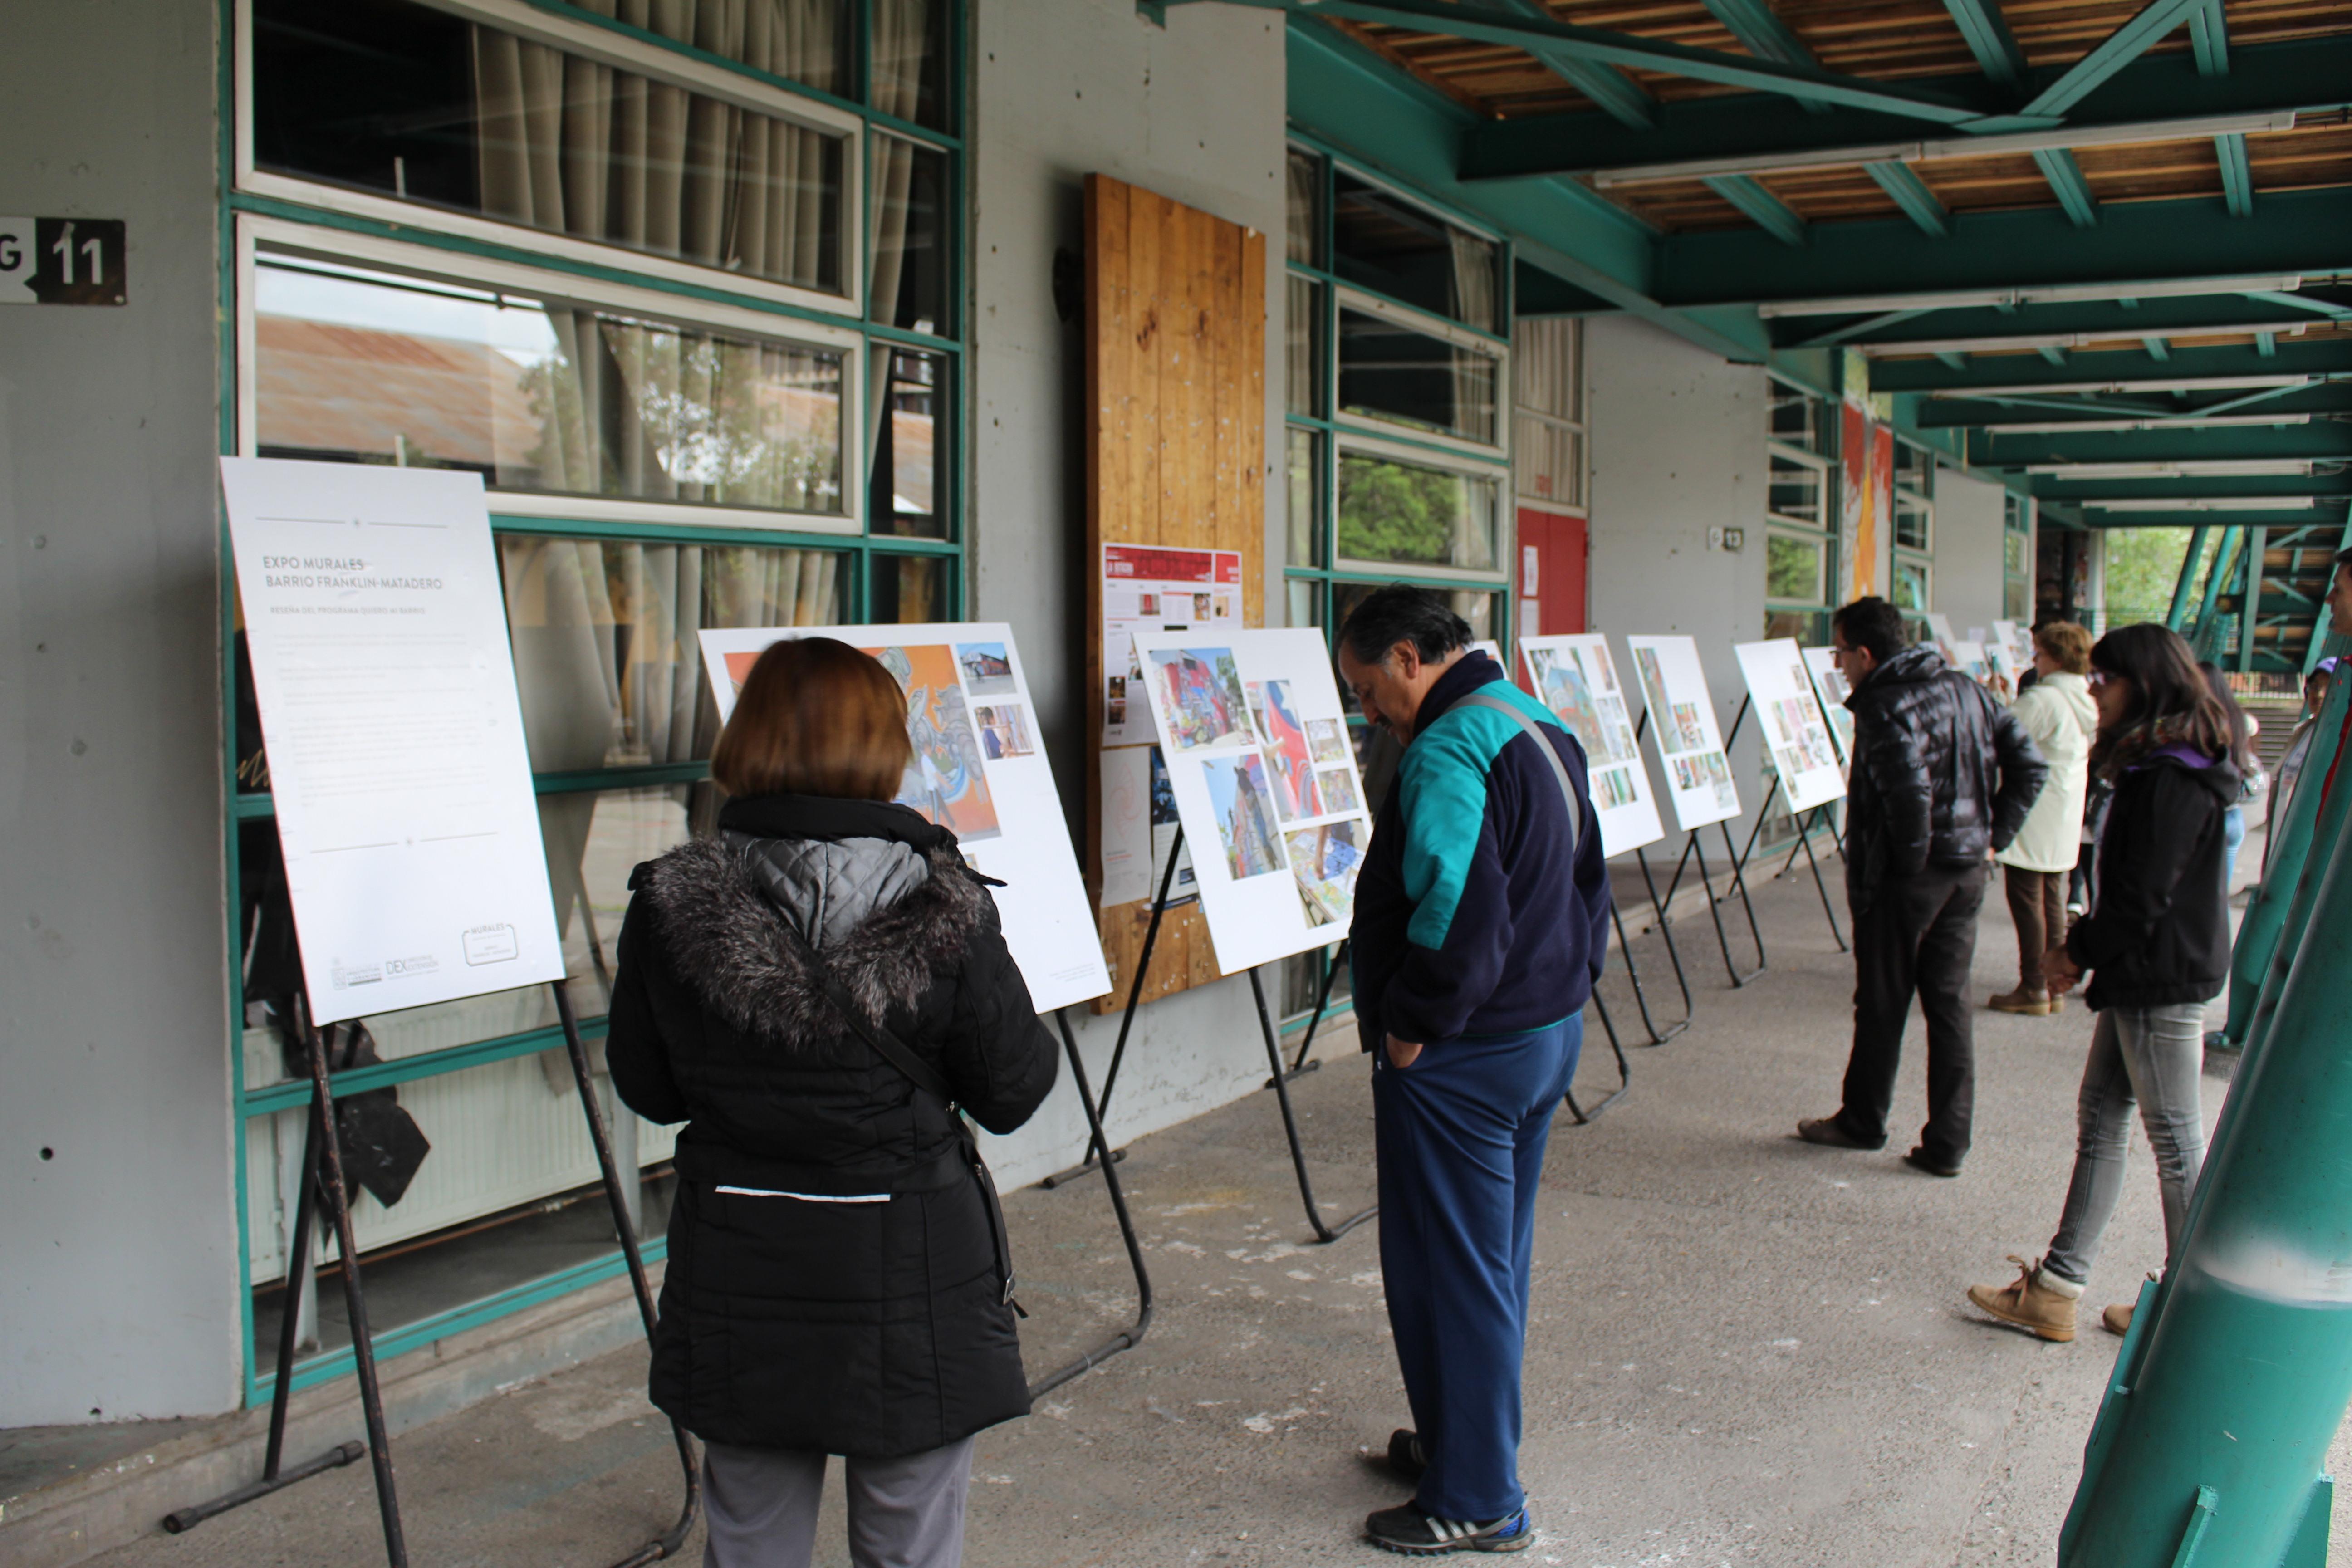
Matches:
[1455,691,1583,857]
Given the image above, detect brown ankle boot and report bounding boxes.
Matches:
[2102,1302,2134,1336]
[1988,986,2055,1016]
[1966,1255,2080,1342]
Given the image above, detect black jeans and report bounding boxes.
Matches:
[1837,861,1989,1165]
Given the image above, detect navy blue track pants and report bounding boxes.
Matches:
[1373,1014,1581,1522]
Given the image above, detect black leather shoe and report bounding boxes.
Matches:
[1386,1429,1427,1479]
[1904,1147,1962,1177]
[1797,1116,1883,1150]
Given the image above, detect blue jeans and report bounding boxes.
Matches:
[2223,804,2246,891]
[1373,1014,1581,1522]
[2042,1002,2208,1286]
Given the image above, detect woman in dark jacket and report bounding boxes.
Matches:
[1965,623,2239,1346]
[605,637,1058,1568]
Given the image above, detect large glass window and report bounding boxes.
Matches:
[254,251,847,517]
[1512,318,1583,509]
[872,134,949,334]
[1338,305,1499,446]
[1337,451,1499,571]
[1332,170,1499,333]
[871,348,946,537]
[1766,378,1835,637]
[251,0,850,297]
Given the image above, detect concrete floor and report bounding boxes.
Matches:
[89,851,2352,1568]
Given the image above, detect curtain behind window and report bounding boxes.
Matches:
[1447,230,1497,443]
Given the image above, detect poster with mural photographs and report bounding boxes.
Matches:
[1131,627,1374,972]
[1624,633,1742,831]
[1800,646,1858,764]
[1515,632,1664,856]
[1733,639,1848,813]
[1993,619,2037,676]
[697,623,1111,1013]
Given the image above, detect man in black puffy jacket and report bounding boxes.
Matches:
[1799,597,2047,1176]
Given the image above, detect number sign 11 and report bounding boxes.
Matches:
[0,217,127,305]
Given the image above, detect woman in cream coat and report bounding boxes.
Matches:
[1991,622,2099,1015]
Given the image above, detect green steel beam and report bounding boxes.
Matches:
[2019,0,2214,119]
[2189,0,2229,75]
[2259,331,2278,357]
[1792,306,1932,347]
[1698,0,1817,66]
[2089,506,2336,529]
[1460,35,2352,183]
[2034,147,2102,227]
[1939,0,2027,88]
[2239,524,2269,671]
[2034,474,2352,501]
[1910,386,2352,425]
[1869,337,2352,393]
[2193,525,2246,634]
[2167,524,2215,626]
[1705,174,1809,245]
[1935,350,1969,370]
[1492,0,1657,129]
[1266,0,2002,123]
[2143,336,2171,359]
[1652,186,2352,308]
[1864,161,1950,237]
[2038,344,2070,366]
[1970,425,2352,466]
[1770,290,2352,349]
[2218,132,2255,217]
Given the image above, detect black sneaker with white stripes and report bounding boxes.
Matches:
[1364,1501,1534,1555]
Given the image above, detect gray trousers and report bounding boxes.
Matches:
[2042,1001,2209,1285]
[701,1436,975,1568]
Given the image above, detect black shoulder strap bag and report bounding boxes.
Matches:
[742,849,1024,1316]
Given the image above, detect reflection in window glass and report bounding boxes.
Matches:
[1769,381,1825,453]
[872,135,948,333]
[255,255,845,515]
[497,534,848,774]
[1895,497,1932,551]
[1514,414,1580,506]
[1332,171,1497,332]
[252,0,848,294]
[872,0,951,131]
[1766,532,1823,603]
[1287,578,1321,630]
[871,348,945,537]
[1339,309,1496,445]
[1287,277,1323,418]
[1894,559,1931,612]
[1769,455,1826,527]
[872,553,952,622]
[1287,429,1320,568]
[1333,582,1499,648]
[1337,452,1498,570]
[1286,149,1321,266]
[1764,608,1828,644]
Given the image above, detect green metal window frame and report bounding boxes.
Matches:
[1891,436,1937,628]
[2003,492,2035,622]
[215,0,969,1407]
[1282,137,1514,650]
[1764,377,1839,633]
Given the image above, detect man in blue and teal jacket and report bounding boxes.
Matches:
[1336,586,1610,1557]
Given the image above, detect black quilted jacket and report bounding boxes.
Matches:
[1843,644,2048,897]
[605,793,1057,1458]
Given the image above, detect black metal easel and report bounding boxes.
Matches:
[166,982,699,1567]
[1632,707,1766,986]
[1025,1006,1155,1398]
[1563,990,1632,1124]
[1045,827,1375,1245]
[1726,767,1849,954]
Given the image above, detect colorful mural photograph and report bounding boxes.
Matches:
[1306,717,1349,764]
[865,643,1001,842]
[955,641,1019,697]
[1286,818,1364,927]
[1202,750,1285,880]
[1150,647,1253,750]
[1249,679,1324,823]
[974,702,1035,759]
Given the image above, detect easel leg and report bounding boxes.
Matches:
[302,1009,409,1567]
[1248,967,1376,1245]
[1688,831,1764,986]
[552,981,699,1566]
[1563,992,1631,1126]
[1026,1008,1156,1398]
[164,1037,365,1534]
[1632,847,1698,1034]
[1608,886,1689,1045]
[1269,938,1347,1086]
[1044,827,1187,1189]
[1795,808,1849,952]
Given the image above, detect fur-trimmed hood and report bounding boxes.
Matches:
[637,832,985,1048]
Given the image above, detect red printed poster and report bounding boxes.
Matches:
[1101,542,1244,747]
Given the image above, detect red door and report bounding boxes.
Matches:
[1515,508,1589,646]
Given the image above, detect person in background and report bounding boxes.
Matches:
[1989,622,2098,1017]
[1965,624,2240,1343]
[605,637,1058,1568]
[1338,585,1609,1556]
[2198,662,2262,896]
[1799,598,2047,1179]
[2261,658,2336,877]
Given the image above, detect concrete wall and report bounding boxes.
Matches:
[966,0,1296,1190]
[1933,467,2010,641]
[0,1,236,1421]
[1583,316,1774,832]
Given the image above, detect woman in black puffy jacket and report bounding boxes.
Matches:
[605,636,1058,1568]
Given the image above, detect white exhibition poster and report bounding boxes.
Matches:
[1949,637,1993,681]
[698,624,1112,1013]
[1992,618,2036,674]
[1922,611,1961,665]
[1732,639,1848,813]
[1098,744,1197,910]
[1625,633,1742,831]
[1516,632,1664,856]
[1800,646,1859,763]
[220,458,565,1025]
[1100,543,1243,747]
[1129,628,1372,972]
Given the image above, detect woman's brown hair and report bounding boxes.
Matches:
[2086,622,2233,779]
[710,637,913,801]
[2032,620,2092,675]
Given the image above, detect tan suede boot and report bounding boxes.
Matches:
[1988,986,2055,1016]
[1966,1255,2081,1342]
[2102,1302,2134,1337]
